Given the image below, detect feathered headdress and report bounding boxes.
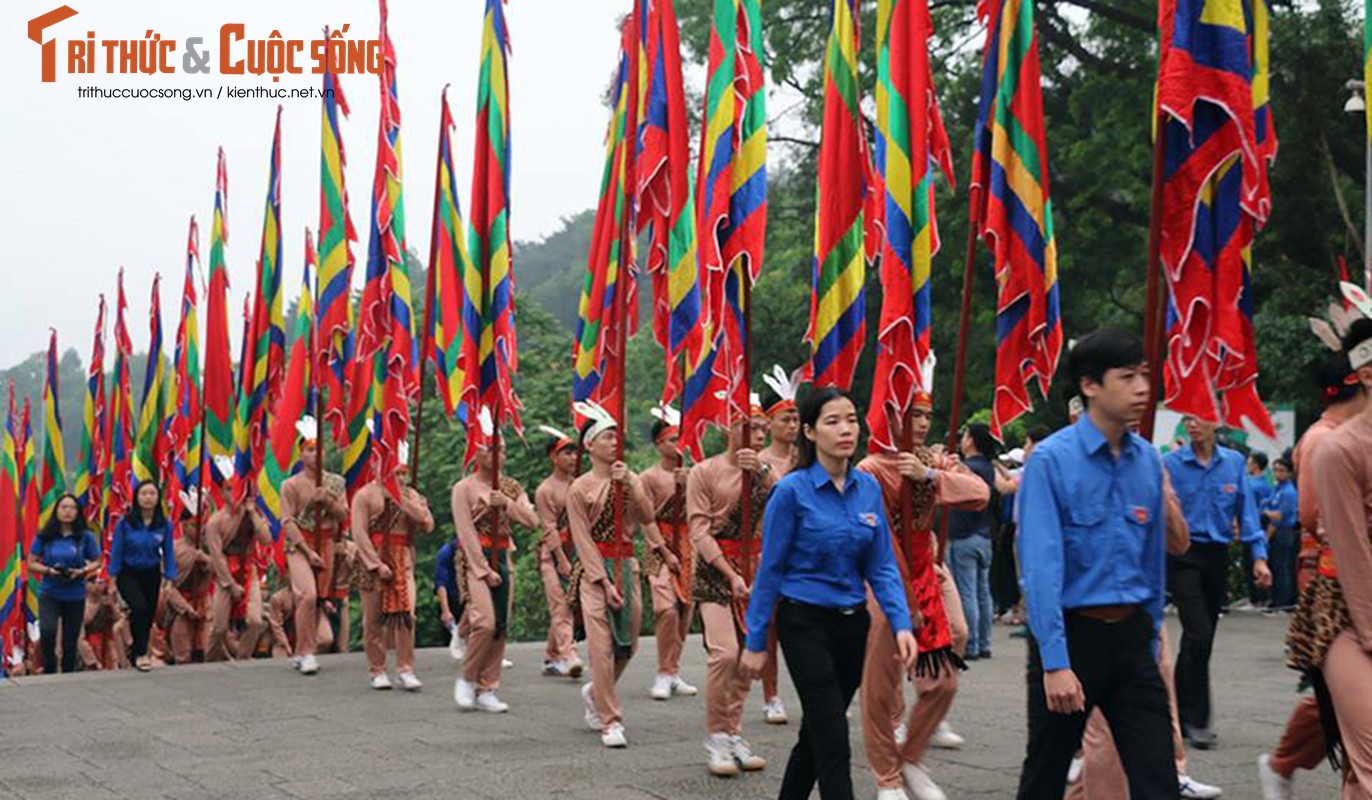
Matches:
[572,400,617,447]
[761,365,802,416]
[537,424,576,455]
[912,352,937,408]
[649,404,681,444]
[295,415,319,444]
[1339,281,1372,371]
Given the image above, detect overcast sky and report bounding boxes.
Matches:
[0,0,635,368]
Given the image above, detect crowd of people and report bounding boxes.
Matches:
[12,290,1372,800]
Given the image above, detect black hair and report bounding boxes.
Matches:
[544,436,569,457]
[126,479,168,531]
[1026,424,1052,444]
[1343,318,1372,355]
[964,422,999,459]
[1068,328,1146,405]
[37,493,89,544]
[1273,456,1293,473]
[1248,451,1269,470]
[650,418,671,444]
[1312,351,1362,406]
[578,418,596,448]
[796,386,855,470]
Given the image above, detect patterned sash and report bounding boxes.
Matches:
[886,447,961,677]
[368,498,414,628]
[692,476,769,627]
[644,489,694,606]
[473,512,512,640]
[580,489,633,657]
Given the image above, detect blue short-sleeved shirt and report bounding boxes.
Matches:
[30,531,101,602]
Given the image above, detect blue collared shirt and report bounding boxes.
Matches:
[1249,475,1273,513]
[108,517,177,579]
[1019,416,1167,672]
[1163,443,1266,560]
[434,540,460,601]
[745,461,912,652]
[1265,479,1298,530]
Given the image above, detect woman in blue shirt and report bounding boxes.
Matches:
[109,479,177,671]
[742,386,917,800]
[27,493,101,674]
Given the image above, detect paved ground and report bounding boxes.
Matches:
[0,611,1340,799]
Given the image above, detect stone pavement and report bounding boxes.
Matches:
[0,611,1340,799]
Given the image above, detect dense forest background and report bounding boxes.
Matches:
[5,0,1364,647]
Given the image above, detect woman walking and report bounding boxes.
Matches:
[742,387,918,799]
[27,494,101,673]
[109,480,177,671]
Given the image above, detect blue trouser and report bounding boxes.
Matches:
[1269,526,1298,609]
[949,535,993,656]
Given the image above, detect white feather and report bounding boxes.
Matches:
[1341,281,1372,321]
[761,364,799,403]
[212,454,235,479]
[477,406,494,437]
[537,424,571,441]
[649,404,681,426]
[295,415,319,442]
[1330,302,1357,337]
[918,351,938,393]
[1309,317,1343,352]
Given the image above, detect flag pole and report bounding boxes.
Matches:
[740,274,755,585]
[939,192,981,563]
[411,88,450,483]
[1141,113,1169,441]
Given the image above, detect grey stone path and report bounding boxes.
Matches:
[0,612,1340,798]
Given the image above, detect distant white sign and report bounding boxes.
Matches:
[1152,405,1297,460]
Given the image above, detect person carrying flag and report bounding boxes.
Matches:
[166,489,213,664]
[205,457,272,663]
[532,424,583,679]
[755,365,802,725]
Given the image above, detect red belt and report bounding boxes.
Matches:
[718,538,761,561]
[480,533,511,551]
[370,531,409,548]
[559,529,571,545]
[595,540,635,559]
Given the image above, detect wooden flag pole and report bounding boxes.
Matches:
[939,191,981,563]
[740,273,755,585]
[1141,113,1169,441]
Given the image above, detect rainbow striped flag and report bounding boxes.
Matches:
[235,108,286,501]
[427,87,475,418]
[204,150,235,503]
[805,0,868,390]
[970,0,1061,440]
[0,384,20,675]
[636,0,702,404]
[573,17,639,416]
[461,0,522,460]
[317,28,358,447]
[1157,0,1275,435]
[133,274,168,485]
[73,296,105,525]
[868,0,954,451]
[105,270,135,531]
[18,399,39,630]
[39,329,67,533]
[693,0,767,424]
[168,218,202,524]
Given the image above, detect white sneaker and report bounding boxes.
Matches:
[894,722,909,746]
[650,674,673,700]
[454,678,476,709]
[705,733,741,777]
[877,789,911,800]
[543,660,571,677]
[763,696,789,725]
[476,691,509,713]
[1067,755,1084,784]
[448,632,466,661]
[1178,774,1223,799]
[290,655,302,671]
[930,721,964,750]
[397,671,422,691]
[298,654,320,675]
[670,675,698,696]
[901,762,948,800]
[582,682,602,730]
[601,722,628,748]
[1257,754,1294,800]
[501,658,514,669]
[731,735,766,771]
[369,673,393,691]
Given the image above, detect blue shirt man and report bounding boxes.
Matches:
[1265,479,1298,530]
[1019,415,1167,671]
[1163,442,1267,561]
[434,539,461,609]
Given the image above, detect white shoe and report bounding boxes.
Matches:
[475,691,509,713]
[1178,774,1223,799]
[930,721,964,750]
[582,682,602,730]
[670,675,698,696]
[543,660,571,677]
[601,722,628,748]
[763,696,789,725]
[705,733,741,777]
[1257,754,1294,800]
[877,790,911,800]
[1067,755,1084,784]
[894,722,909,746]
[448,632,466,661]
[650,674,673,700]
[290,655,302,671]
[901,762,947,800]
[298,654,319,675]
[397,671,422,691]
[369,673,393,691]
[454,678,476,709]
[731,735,766,771]
[501,658,514,669]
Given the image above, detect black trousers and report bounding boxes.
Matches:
[1168,542,1229,730]
[39,594,85,674]
[992,521,1022,615]
[117,567,162,659]
[776,598,870,800]
[1017,610,1177,800]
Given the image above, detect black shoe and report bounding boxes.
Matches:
[963,652,981,662]
[1184,725,1217,750]
[981,650,993,660]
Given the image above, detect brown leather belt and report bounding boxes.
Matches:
[1072,604,1140,623]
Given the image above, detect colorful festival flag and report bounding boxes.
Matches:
[970,0,1062,440]
[204,149,235,502]
[0,384,22,675]
[39,330,67,534]
[133,274,168,485]
[73,296,105,525]
[19,399,40,630]
[427,87,476,417]
[868,0,955,451]
[804,0,869,390]
[168,218,203,524]
[105,270,135,532]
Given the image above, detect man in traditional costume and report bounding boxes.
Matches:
[205,456,273,662]
[533,424,584,678]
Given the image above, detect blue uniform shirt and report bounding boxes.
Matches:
[745,461,912,652]
[1163,443,1266,560]
[1019,416,1167,672]
[108,517,177,579]
[30,531,101,602]
[1266,479,1298,530]
[1249,475,1273,513]
[434,540,461,602]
